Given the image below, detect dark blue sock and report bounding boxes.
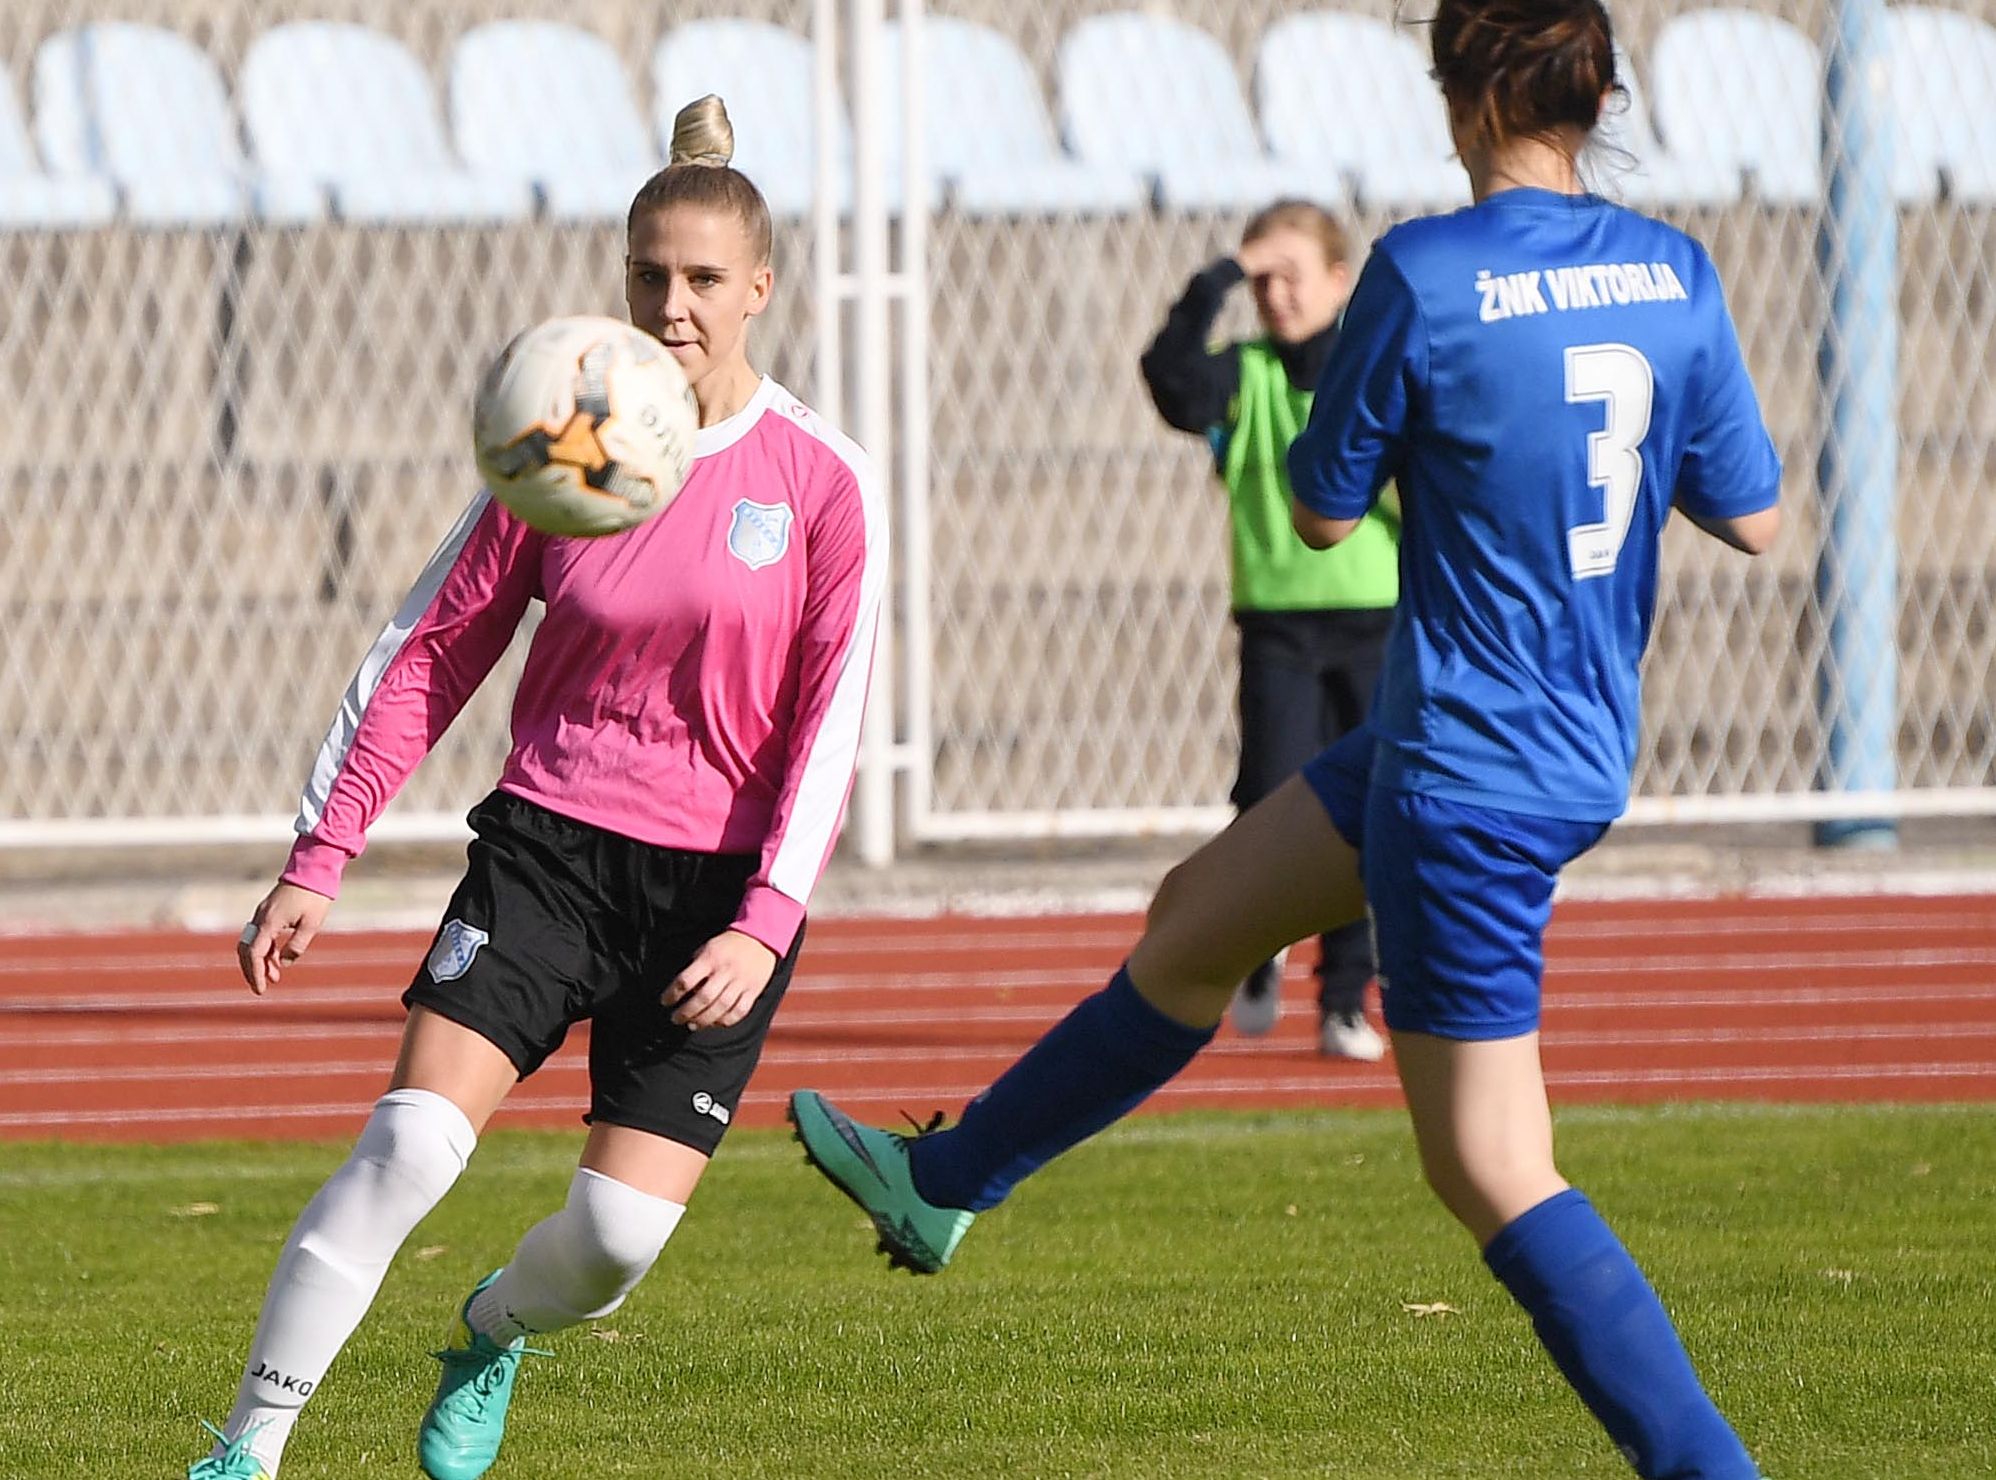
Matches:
[909,967,1215,1213]
[1484,1189,1758,1479]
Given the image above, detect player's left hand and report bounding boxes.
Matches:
[663,930,778,1030]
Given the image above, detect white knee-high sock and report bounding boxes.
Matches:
[217,1088,476,1474]
[468,1168,685,1344]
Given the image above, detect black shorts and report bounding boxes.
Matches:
[403,790,802,1156]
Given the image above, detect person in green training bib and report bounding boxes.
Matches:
[1139,200,1398,1060]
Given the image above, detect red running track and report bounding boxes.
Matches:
[1,893,1992,1142]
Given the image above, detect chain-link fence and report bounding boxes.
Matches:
[2,0,1992,851]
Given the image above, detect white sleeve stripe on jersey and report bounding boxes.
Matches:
[293,492,493,835]
[765,463,889,905]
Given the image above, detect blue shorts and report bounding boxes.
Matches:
[1301,726,1609,1040]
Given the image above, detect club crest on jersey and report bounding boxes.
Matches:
[727,499,793,570]
[427,919,489,982]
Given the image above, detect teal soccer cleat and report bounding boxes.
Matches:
[787,1089,975,1274]
[417,1272,549,1480]
[187,1420,271,1480]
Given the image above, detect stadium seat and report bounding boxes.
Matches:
[241,22,532,224]
[1059,13,1335,212]
[450,22,658,222]
[1887,6,1996,205]
[1593,43,1741,207]
[654,19,849,218]
[1651,11,1821,206]
[33,25,260,225]
[1255,13,1465,211]
[0,68,114,228]
[878,18,1142,216]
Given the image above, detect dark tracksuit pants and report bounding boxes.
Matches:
[1232,606,1394,1017]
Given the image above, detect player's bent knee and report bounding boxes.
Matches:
[1128,934,1242,1022]
[559,1168,687,1314]
[1139,865,1262,992]
[281,1090,480,1288]
[355,1087,478,1201]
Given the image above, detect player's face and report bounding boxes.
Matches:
[1244,226,1352,345]
[624,204,772,391]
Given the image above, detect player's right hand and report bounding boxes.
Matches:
[237,882,334,995]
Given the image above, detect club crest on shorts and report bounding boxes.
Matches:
[727,499,793,570]
[427,919,490,983]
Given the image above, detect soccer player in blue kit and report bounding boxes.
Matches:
[792,0,1780,1473]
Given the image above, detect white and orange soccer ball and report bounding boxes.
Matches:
[471,315,699,537]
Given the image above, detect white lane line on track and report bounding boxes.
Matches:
[1539,1061,1996,1087]
[10,1020,1996,1088]
[745,1061,1996,1103]
[0,929,1139,973]
[761,1062,1996,1101]
[1547,948,1996,971]
[6,949,1996,1014]
[0,1023,408,1049]
[0,950,422,976]
[1543,1021,1996,1046]
[0,1059,583,1086]
[555,980,1996,1020]
[0,1100,593,1129]
[2,980,1994,1047]
[0,964,1153,1005]
[0,931,1142,976]
[4,905,1992,976]
[1540,982,1996,1011]
[4,1059,1993,1132]
[0,1039,1313,1086]
[18,933,1996,978]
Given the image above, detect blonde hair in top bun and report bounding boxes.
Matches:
[628,94,772,262]
[669,93,735,167]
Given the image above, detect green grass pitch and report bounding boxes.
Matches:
[2,1103,1991,1477]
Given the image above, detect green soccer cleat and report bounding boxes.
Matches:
[417,1271,549,1480]
[787,1089,975,1274]
[187,1420,272,1480]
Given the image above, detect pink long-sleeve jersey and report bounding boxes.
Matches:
[283,376,886,955]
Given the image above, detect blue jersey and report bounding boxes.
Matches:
[1289,188,1781,821]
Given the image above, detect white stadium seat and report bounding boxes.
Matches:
[1594,43,1742,207]
[450,22,659,223]
[1256,13,1466,212]
[242,22,532,225]
[654,19,849,219]
[1887,6,1996,205]
[33,25,261,225]
[879,17,1142,217]
[0,68,114,228]
[1651,10,1821,206]
[1059,12,1338,212]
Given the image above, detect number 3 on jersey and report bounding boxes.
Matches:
[1564,342,1654,580]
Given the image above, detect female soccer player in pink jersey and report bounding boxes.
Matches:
[191,96,886,1480]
